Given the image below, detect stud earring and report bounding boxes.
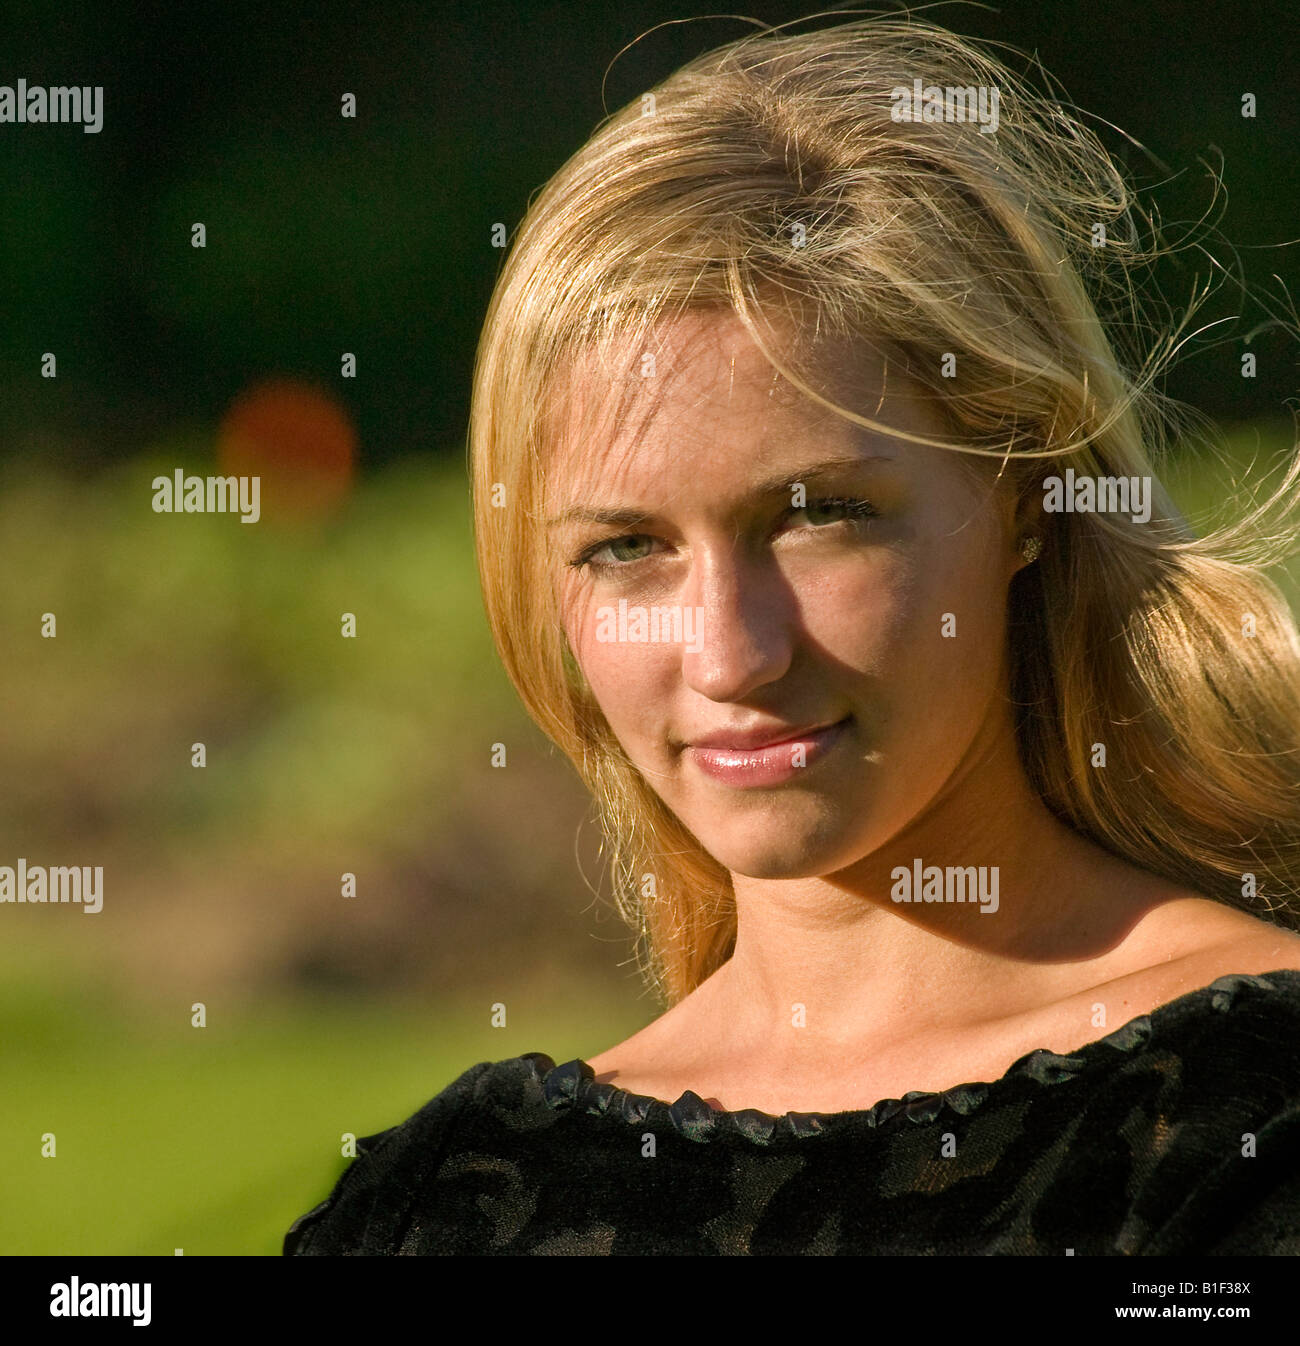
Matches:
[1019,534,1043,563]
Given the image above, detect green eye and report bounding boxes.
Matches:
[569,496,879,574]
[796,496,879,526]
[606,536,653,562]
[570,533,657,570]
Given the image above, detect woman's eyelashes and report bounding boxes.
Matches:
[567,496,880,574]
[788,495,880,530]
[568,533,658,570]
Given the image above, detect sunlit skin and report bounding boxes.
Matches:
[546,310,1300,1114]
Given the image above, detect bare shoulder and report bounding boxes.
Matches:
[583,897,1300,1102]
[585,1008,694,1083]
[1071,898,1300,1027]
[585,1022,659,1078]
[1141,896,1300,976]
[1172,909,1300,984]
[585,966,729,1083]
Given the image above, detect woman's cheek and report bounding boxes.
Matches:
[804,560,917,673]
[575,625,675,749]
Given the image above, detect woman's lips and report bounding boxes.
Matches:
[684,717,851,787]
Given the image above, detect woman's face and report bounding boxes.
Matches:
[546,310,1025,880]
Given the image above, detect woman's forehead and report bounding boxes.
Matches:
[545,312,909,465]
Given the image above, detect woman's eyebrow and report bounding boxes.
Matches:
[752,452,898,498]
[545,452,897,528]
[546,504,654,529]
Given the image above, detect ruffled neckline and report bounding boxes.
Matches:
[523,969,1300,1144]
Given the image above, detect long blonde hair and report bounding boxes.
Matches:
[468,11,1300,1007]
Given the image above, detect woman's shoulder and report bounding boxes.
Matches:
[282,1054,553,1255]
[1047,884,1300,996]
[584,905,1300,1111]
[276,967,1300,1255]
[1105,905,1300,1025]
[1143,919,1300,1057]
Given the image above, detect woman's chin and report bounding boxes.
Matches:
[697,829,866,882]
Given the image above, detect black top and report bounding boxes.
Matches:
[283,969,1300,1255]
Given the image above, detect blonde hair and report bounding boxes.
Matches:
[468,10,1300,1007]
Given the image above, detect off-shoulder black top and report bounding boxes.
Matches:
[283,969,1300,1255]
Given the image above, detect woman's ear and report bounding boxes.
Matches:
[1010,472,1047,572]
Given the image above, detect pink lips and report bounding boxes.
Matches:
[685,717,850,787]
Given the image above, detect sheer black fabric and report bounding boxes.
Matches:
[284,970,1300,1254]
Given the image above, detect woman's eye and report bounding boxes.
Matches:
[570,534,656,570]
[569,497,878,572]
[790,496,878,528]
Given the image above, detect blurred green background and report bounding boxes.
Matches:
[2,0,1298,1253]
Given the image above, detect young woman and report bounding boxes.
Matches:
[285,13,1300,1255]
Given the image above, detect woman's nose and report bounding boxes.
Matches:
[679,548,795,701]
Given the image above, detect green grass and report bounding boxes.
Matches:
[0,966,647,1254]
